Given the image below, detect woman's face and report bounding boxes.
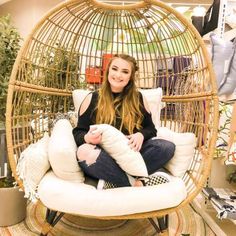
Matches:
[108,58,132,93]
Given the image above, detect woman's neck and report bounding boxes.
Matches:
[112,91,121,98]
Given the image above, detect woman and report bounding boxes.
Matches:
[73,54,175,188]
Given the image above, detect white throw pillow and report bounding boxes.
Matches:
[155,127,196,177]
[139,88,163,129]
[16,133,50,203]
[91,124,148,177]
[210,33,236,96]
[72,88,163,129]
[48,119,84,182]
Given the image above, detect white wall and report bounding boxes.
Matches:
[0,0,64,39]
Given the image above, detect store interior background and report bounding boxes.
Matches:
[0,0,236,235]
[0,0,214,39]
[1,0,234,189]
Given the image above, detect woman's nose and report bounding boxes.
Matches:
[115,71,121,78]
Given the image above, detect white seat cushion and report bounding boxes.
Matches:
[38,171,187,217]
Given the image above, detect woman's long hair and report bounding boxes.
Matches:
[96,54,143,134]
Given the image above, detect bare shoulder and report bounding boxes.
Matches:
[79,93,93,115]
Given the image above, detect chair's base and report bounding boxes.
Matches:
[40,208,169,236]
[148,215,169,234]
[40,209,64,236]
[63,214,127,230]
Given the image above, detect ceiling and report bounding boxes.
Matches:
[98,0,213,12]
[0,0,213,14]
[0,0,213,6]
[99,0,213,4]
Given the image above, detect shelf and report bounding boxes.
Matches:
[192,194,236,236]
[202,187,236,220]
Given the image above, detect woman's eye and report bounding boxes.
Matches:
[111,67,117,71]
[122,70,129,74]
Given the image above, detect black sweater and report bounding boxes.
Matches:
[72,91,157,146]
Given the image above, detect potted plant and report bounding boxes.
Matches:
[0,14,27,227]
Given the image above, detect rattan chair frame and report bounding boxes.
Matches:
[6,0,218,229]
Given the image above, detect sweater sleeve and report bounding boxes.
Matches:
[72,92,97,146]
[72,127,87,147]
[138,93,157,141]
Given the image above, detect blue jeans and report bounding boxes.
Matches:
[78,139,175,187]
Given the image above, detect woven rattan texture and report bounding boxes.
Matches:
[6,0,218,219]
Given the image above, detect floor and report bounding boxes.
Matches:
[0,200,216,236]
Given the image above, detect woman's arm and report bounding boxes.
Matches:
[128,94,157,151]
[138,93,157,140]
[79,93,92,115]
[72,93,93,146]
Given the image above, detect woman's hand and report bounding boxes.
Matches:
[84,127,102,145]
[127,132,144,152]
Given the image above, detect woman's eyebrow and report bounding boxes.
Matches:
[111,64,130,72]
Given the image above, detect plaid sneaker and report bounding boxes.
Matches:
[139,171,171,186]
[97,179,117,190]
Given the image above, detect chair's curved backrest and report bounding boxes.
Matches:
[6,0,218,218]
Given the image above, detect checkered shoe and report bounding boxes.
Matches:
[139,171,171,186]
[97,179,117,190]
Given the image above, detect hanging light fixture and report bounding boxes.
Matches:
[192,5,207,17]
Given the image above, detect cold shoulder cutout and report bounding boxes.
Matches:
[79,93,92,116]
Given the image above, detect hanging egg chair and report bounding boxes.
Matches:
[6,0,218,235]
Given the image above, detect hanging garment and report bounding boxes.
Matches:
[201,0,220,36]
[191,16,204,35]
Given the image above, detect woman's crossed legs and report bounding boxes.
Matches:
[77,139,175,187]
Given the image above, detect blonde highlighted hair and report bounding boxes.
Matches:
[96,54,143,134]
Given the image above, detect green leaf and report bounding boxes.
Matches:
[0,14,22,124]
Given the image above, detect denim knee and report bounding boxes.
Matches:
[79,149,131,187]
[140,138,175,174]
[161,139,175,162]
